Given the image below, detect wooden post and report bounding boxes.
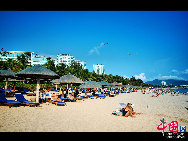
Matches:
[36,78,40,103]
[5,77,8,96]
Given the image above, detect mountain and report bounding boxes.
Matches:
[145,79,188,86]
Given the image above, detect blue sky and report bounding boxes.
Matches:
[0,11,188,82]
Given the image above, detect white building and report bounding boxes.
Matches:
[31,55,52,66]
[93,64,105,75]
[75,60,86,69]
[55,54,86,69]
[55,54,75,66]
[161,81,167,86]
[0,51,34,66]
[0,51,53,66]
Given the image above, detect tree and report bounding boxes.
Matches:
[43,60,56,73]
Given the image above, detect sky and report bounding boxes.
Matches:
[0,11,188,82]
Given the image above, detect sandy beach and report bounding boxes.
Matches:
[0,91,188,132]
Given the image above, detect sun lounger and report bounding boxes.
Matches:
[87,95,95,98]
[74,96,83,100]
[0,94,21,108]
[51,99,66,106]
[96,95,106,99]
[15,94,40,107]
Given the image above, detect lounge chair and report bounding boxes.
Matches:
[15,94,40,107]
[0,94,21,108]
[51,99,66,106]
[50,95,66,106]
[74,96,83,100]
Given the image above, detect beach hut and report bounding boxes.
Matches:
[0,69,15,95]
[16,65,59,103]
[79,81,102,89]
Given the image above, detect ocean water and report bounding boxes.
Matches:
[170,88,188,94]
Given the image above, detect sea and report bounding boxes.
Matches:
[169,88,188,94]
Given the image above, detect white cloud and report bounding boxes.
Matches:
[123,75,130,79]
[88,42,105,55]
[135,73,146,82]
[182,69,188,75]
[154,74,185,80]
[171,69,179,74]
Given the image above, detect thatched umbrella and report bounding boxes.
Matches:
[79,81,102,89]
[0,69,15,95]
[54,74,84,89]
[16,65,59,103]
[99,80,113,86]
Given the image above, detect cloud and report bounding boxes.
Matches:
[88,42,105,55]
[135,73,146,82]
[122,75,130,79]
[182,69,188,75]
[154,74,185,80]
[171,69,179,74]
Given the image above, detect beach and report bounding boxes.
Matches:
[0,90,188,132]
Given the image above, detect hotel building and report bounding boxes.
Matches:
[55,54,86,69]
[0,51,34,66]
[0,51,52,66]
[93,64,105,75]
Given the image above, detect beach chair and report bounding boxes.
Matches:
[0,94,21,108]
[50,95,66,106]
[15,94,40,107]
[51,99,66,106]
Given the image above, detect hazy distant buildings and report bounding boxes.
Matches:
[93,64,105,75]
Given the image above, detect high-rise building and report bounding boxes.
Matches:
[93,64,105,75]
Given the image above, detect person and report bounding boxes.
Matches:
[92,89,96,96]
[121,103,136,118]
[64,89,68,98]
[51,93,64,102]
[74,89,79,97]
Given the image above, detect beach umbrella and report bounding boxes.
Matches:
[111,82,122,86]
[99,80,113,86]
[79,81,102,88]
[0,69,15,95]
[16,65,59,103]
[54,74,84,89]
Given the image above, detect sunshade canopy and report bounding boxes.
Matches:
[0,69,15,78]
[53,74,84,84]
[16,65,59,79]
[99,80,113,86]
[79,81,102,88]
